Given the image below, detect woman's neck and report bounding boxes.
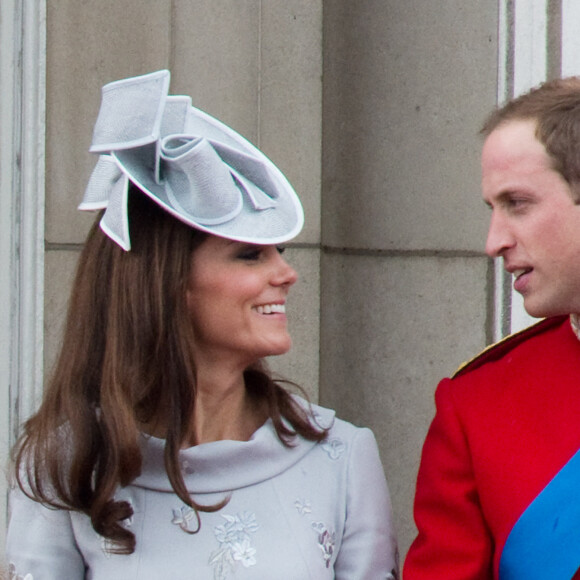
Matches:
[140,363,268,447]
[190,373,266,445]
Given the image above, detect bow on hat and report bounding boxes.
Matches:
[79,70,282,250]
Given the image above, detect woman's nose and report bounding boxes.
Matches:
[272,253,298,287]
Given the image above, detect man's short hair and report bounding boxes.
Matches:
[481,77,580,200]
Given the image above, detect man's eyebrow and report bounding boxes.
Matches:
[485,189,521,207]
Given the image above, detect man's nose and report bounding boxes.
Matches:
[485,212,515,257]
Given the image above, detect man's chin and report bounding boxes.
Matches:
[523,298,570,319]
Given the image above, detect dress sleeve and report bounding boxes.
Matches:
[403,378,493,580]
[334,427,399,580]
[6,486,87,579]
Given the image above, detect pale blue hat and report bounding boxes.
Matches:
[79,70,304,250]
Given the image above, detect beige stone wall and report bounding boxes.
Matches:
[44,0,497,562]
[320,2,498,556]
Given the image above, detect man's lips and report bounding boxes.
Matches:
[510,267,533,293]
[512,268,531,280]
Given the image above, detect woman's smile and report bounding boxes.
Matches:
[186,236,298,367]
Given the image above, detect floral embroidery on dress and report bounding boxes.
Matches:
[321,437,346,460]
[311,522,336,568]
[181,459,195,475]
[294,498,312,515]
[8,563,33,580]
[230,538,257,567]
[387,548,401,579]
[171,505,199,533]
[295,498,337,568]
[209,511,259,580]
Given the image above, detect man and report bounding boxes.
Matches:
[404,77,580,579]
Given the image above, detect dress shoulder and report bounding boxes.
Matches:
[452,315,568,378]
[306,398,374,442]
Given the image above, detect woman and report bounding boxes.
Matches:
[6,71,398,579]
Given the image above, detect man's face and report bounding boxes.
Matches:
[482,119,580,318]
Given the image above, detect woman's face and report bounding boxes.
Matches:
[186,235,298,368]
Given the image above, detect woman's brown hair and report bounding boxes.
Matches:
[13,184,326,553]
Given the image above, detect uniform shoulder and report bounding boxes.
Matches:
[452,315,569,379]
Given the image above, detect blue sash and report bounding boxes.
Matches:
[499,448,580,578]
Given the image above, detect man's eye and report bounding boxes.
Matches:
[276,246,286,255]
[498,195,529,212]
[507,198,529,210]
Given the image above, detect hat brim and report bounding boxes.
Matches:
[114,142,304,245]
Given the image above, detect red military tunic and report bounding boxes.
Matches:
[404,315,580,579]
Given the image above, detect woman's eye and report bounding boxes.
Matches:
[237,245,284,261]
[238,248,262,261]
